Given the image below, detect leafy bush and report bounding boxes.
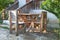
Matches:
[41,0,60,23]
[0,0,14,11]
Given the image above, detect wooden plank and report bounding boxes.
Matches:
[17,22,40,24]
[18,13,40,16]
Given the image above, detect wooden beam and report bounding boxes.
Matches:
[18,13,40,16]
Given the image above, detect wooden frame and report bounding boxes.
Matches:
[9,10,47,36]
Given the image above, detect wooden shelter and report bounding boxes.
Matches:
[2,0,47,36]
[9,11,47,36]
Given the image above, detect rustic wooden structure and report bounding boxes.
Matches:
[9,10,47,36]
[1,0,46,36]
[8,0,47,36]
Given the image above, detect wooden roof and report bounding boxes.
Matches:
[6,0,44,10]
[2,0,45,12]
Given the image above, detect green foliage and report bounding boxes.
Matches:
[0,0,14,22]
[4,13,9,20]
[0,0,14,11]
[0,13,3,24]
[41,0,60,21]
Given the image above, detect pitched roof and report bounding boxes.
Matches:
[2,0,44,12]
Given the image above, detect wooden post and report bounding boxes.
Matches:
[40,11,47,33]
[40,13,43,32]
[42,11,47,33]
[9,11,12,34]
[16,10,19,36]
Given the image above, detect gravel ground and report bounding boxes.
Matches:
[0,28,58,40]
